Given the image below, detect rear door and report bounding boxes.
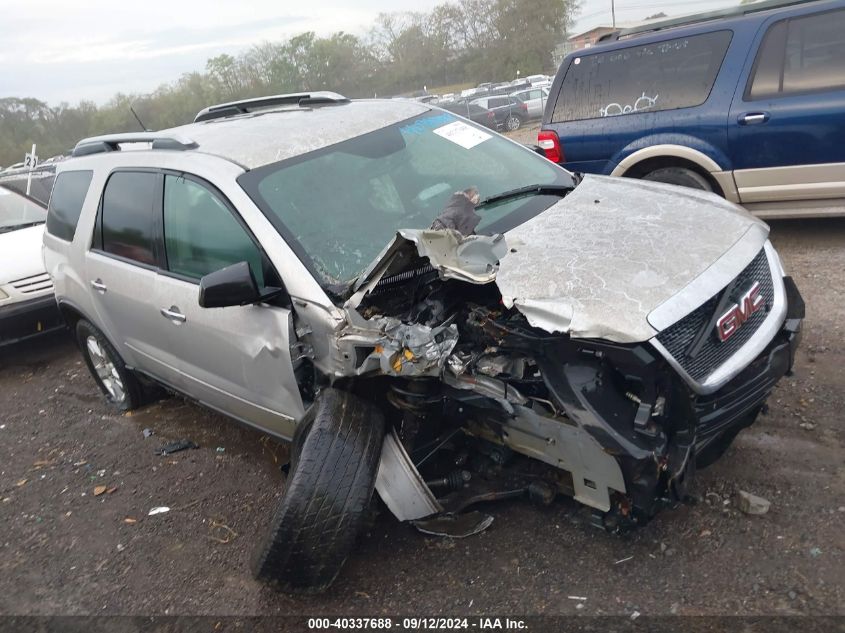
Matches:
[85,170,183,386]
[729,6,845,204]
[153,173,303,438]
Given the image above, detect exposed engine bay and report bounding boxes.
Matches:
[322,229,733,534]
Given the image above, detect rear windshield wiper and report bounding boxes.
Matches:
[476,183,574,209]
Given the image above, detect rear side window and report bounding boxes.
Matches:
[100,171,157,266]
[162,175,267,285]
[552,30,732,122]
[46,170,92,241]
[748,8,845,100]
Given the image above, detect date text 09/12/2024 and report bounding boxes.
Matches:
[307,617,528,630]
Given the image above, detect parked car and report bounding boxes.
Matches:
[0,164,57,207]
[0,185,63,346]
[525,74,550,86]
[539,0,845,218]
[440,100,499,130]
[44,91,802,593]
[471,94,529,131]
[511,86,550,119]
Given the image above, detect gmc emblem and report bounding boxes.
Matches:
[715,282,764,342]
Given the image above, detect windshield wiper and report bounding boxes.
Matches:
[0,220,45,234]
[476,183,574,209]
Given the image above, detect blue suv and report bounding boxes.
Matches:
[540,0,845,219]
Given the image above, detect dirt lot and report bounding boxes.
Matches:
[1,214,843,617]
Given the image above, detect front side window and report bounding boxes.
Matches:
[553,30,733,122]
[46,170,92,241]
[100,171,157,266]
[748,8,845,99]
[239,111,573,286]
[163,175,267,285]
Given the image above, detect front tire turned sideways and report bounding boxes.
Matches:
[75,319,144,412]
[253,387,386,593]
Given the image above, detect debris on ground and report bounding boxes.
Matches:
[215,447,225,453]
[614,556,634,564]
[155,440,199,456]
[209,519,238,544]
[93,485,107,496]
[809,547,822,558]
[124,517,137,524]
[148,506,170,516]
[143,428,154,438]
[737,490,771,515]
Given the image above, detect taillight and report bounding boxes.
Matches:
[537,130,563,163]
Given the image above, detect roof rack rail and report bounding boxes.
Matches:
[194,91,349,123]
[72,132,198,157]
[608,0,818,40]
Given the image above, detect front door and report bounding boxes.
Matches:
[729,6,845,205]
[153,173,303,439]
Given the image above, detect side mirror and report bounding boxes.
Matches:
[198,261,262,308]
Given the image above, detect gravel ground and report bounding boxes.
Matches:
[0,213,843,617]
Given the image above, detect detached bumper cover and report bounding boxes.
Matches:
[0,295,64,346]
[693,275,803,442]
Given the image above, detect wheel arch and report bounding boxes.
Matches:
[57,299,93,339]
[610,144,739,201]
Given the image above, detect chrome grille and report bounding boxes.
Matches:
[655,249,774,383]
[10,272,53,294]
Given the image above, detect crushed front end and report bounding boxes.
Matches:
[323,224,803,533]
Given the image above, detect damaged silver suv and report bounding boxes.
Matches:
[44,92,804,592]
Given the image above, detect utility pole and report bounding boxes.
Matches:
[611,0,616,27]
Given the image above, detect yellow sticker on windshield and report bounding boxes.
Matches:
[433,121,492,150]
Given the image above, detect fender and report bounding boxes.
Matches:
[609,141,739,202]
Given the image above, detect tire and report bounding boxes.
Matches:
[76,320,145,412]
[253,387,386,593]
[641,167,713,192]
[505,114,522,131]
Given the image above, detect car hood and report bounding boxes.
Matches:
[494,175,769,342]
[351,174,769,344]
[0,223,47,284]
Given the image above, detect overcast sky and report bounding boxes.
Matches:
[0,0,743,105]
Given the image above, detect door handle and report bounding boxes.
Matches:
[738,112,770,125]
[90,279,107,293]
[160,306,186,323]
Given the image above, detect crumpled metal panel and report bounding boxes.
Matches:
[495,175,768,343]
[353,229,508,296]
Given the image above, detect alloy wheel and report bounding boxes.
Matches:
[86,336,126,403]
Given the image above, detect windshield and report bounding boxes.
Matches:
[0,186,47,233]
[239,110,574,286]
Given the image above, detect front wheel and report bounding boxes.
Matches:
[253,387,385,593]
[505,114,522,131]
[76,320,144,411]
